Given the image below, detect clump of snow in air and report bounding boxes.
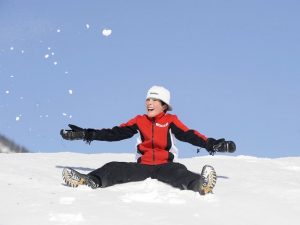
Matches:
[15,115,21,121]
[10,46,14,51]
[5,90,10,94]
[43,47,56,65]
[57,29,61,33]
[86,24,90,29]
[0,153,300,225]
[102,28,112,37]
[62,112,72,119]
[68,89,73,95]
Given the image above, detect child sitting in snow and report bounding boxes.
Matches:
[60,85,236,195]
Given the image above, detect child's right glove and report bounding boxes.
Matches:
[205,138,236,155]
[60,124,96,144]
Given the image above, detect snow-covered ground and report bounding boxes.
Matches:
[0,153,300,225]
[0,134,29,153]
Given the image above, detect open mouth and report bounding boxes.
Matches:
[147,108,154,112]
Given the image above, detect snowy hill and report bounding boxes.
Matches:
[0,153,299,225]
[0,134,29,153]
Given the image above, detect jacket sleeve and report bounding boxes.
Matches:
[92,117,138,142]
[170,115,208,148]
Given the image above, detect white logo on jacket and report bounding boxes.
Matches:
[155,122,169,128]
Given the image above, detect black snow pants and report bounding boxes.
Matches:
[88,161,202,192]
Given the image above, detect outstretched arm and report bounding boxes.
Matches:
[170,115,236,155]
[60,122,138,144]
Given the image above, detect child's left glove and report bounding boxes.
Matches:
[206,138,236,155]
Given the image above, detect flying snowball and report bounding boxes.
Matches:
[16,115,22,121]
[62,113,72,119]
[68,89,73,95]
[102,29,112,37]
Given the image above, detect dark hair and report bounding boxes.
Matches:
[159,100,169,112]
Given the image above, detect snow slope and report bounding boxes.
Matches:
[0,153,300,225]
[0,134,29,153]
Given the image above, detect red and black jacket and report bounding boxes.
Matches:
[92,112,208,165]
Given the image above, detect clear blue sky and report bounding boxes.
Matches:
[1,0,300,158]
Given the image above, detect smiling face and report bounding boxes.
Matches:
[146,98,168,118]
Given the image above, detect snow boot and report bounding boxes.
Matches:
[62,167,99,189]
[199,165,217,195]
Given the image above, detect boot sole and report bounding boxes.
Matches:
[62,167,87,188]
[200,165,217,195]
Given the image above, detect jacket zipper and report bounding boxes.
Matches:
[152,119,155,163]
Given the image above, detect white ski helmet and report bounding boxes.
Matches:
[146,85,173,111]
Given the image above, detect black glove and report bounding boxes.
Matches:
[206,138,236,155]
[60,124,96,144]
